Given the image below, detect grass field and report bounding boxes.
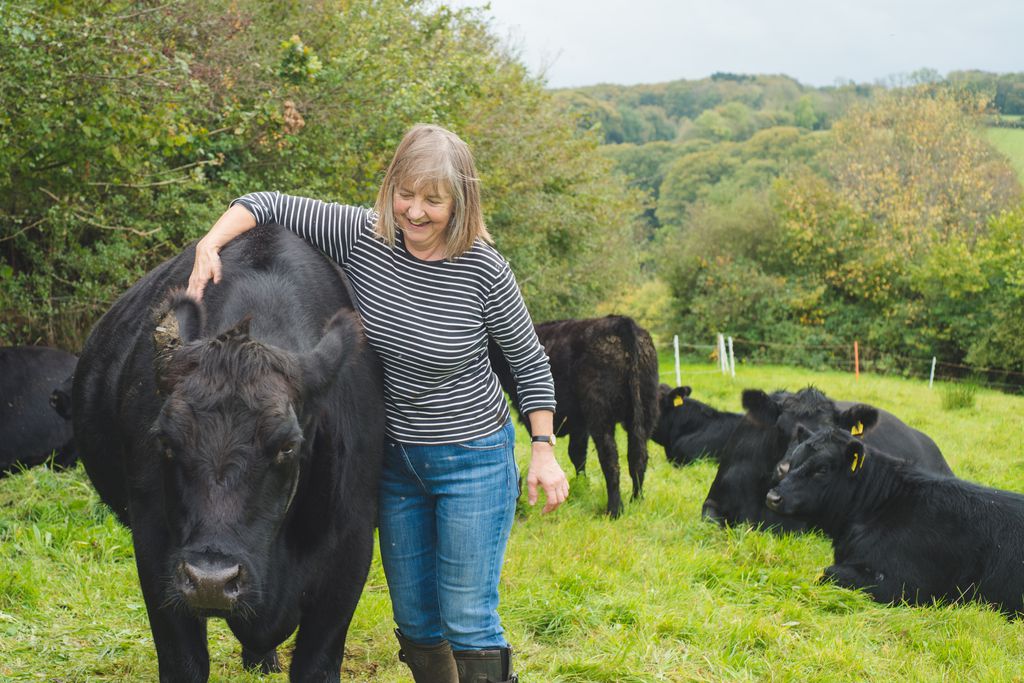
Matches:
[987,125,1024,183]
[2,360,1024,681]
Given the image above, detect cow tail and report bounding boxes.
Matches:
[618,316,659,439]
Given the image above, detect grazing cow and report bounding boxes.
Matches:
[701,387,951,532]
[489,315,659,517]
[0,346,78,475]
[72,225,384,682]
[766,424,1024,616]
[651,385,740,466]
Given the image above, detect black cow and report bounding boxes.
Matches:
[766,424,1024,616]
[0,346,78,475]
[651,385,740,466]
[489,315,659,517]
[701,387,951,532]
[72,225,384,682]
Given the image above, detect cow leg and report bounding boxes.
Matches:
[567,428,589,476]
[591,428,622,518]
[289,602,354,682]
[242,646,281,674]
[289,538,371,682]
[822,562,905,605]
[132,536,210,683]
[625,430,648,501]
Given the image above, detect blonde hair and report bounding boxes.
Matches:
[373,124,491,258]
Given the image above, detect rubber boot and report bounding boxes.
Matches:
[395,629,458,683]
[453,647,518,683]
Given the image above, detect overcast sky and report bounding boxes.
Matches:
[449,0,1022,89]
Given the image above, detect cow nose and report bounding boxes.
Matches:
[178,560,243,611]
[765,490,782,511]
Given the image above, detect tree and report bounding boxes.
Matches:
[827,86,1021,254]
[1,0,645,346]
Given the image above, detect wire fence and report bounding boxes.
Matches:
[665,334,1024,395]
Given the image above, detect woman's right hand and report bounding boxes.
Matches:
[186,204,258,301]
[187,236,223,301]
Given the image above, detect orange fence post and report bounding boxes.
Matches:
[854,340,860,380]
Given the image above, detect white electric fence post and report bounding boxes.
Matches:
[728,336,736,378]
[717,334,727,375]
[673,335,681,387]
[929,357,937,389]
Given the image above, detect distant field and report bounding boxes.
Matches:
[987,125,1024,182]
[3,361,1024,681]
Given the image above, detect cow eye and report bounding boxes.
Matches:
[157,436,175,461]
[274,442,297,465]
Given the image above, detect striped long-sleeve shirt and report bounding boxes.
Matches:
[232,191,555,444]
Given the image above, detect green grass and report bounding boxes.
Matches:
[986,125,1024,183]
[3,361,1024,681]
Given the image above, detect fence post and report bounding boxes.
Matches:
[717,334,727,375]
[673,335,681,387]
[854,340,860,380]
[929,356,937,388]
[727,336,736,378]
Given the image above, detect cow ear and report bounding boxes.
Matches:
[837,404,879,436]
[50,384,73,420]
[153,292,204,394]
[742,389,779,426]
[844,439,866,474]
[300,309,363,399]
[668,386,691,408]
[794,424,812,443]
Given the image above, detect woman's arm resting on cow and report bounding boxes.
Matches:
[187,204,258,300]
[526,409,569,514]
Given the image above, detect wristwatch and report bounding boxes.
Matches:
[531,434,556,447]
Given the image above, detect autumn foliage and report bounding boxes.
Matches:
[656,86,1024,376]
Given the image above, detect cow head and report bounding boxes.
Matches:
[773,402,879,483]
[765,427,867,519]
[150,292,362,616]
[651,384,692,448]
[700,388,822,532]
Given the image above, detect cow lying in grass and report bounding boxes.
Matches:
[651,385,739,466]
[766,423,1024,616]
[0,346,78,476]
[702,386,951,532]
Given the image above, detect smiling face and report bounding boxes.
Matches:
[393,181,454,259]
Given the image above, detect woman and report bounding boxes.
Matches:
[187,124,569,682]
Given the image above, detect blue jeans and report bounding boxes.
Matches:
[378,419,519,651]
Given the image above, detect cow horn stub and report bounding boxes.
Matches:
[218,315,253,343]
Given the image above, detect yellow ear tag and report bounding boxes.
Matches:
[850,451,860,473]
[673,396,684,407]
[851,422,864,436]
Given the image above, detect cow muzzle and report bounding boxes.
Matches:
[175,557,247,612]
[765,489,783,511]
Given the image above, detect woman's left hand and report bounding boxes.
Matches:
[526,445,569,514]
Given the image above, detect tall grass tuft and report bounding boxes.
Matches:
[941,379,979,410]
